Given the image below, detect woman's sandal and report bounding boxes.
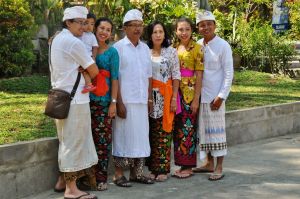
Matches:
[96,182,108,191]
[155,174,168,182]
[129,175,155,184]
[113,176,132,187]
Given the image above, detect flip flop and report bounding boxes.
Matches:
[171,172,194,179]
[155,174,168,182]
[64,192,97,199]
[208,173,225,181]
[192,167,214,173]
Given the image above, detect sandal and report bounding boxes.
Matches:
[113,176,132,187]
[172,169,194,179]
[155,174,168,182]
[96,182,108,191]
[64,192,97,199]
[147,173,157,181]
[129,175,155,184]
[208,173,225,181]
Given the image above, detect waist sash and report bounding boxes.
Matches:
[152,79,174,133]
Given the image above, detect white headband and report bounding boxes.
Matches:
[63,6,88,22]
[196,10,215,25]
[123,9,143,24]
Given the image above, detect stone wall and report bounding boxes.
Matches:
[1,102,300,199]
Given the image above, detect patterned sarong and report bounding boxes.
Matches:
[198,103,227,160]
[173,93,197,167]
[147,117,172,174]
[90,100,112,183]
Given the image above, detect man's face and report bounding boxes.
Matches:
[123,20,144,42]
[198,20,216,38]
[67,18,85,37]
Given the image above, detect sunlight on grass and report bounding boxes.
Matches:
[0,72,300,144]
[0,76,56,145]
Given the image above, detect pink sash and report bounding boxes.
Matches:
[177,69,195,114]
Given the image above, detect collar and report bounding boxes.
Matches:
[124,36,141,47]
[203,35,218,46]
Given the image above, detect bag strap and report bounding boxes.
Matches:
[70,72,81,100]
[49,32,81,100]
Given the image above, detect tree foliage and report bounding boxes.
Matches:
[0,0,35,77]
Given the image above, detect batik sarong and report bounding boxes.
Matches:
[90,100,112,183]
[173,95,197,167]
[147,117,172,174]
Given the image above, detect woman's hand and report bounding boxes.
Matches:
[170,98,177,112]
[190,98,199,115]
[148,99,153,113]
[108,103,117,118]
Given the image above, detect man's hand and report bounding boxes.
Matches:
[210,97,224,111]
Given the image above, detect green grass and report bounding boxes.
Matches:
[226,70,300,110]
[0,71,300,145]
[0,75,56,145]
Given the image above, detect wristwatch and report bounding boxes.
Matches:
[111,98,117,103]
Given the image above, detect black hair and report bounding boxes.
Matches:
[62,19,74,29]
[87,13,96,21]
[146,21,170,49]
[174,17,195,31]
[123,21,130,27]
[95,17,114,32]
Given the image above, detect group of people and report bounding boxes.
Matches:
[50,6,233,199]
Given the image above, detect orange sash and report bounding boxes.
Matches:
[92,69,110,96]
[152,79,174,133]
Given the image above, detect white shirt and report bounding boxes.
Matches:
[113,36,152,104]
[198,36,234,103]
[79,32,98,57]
[50,29,94,104]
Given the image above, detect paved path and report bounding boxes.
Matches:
[24,133,300,199]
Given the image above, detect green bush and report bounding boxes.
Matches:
[0,0,35,77]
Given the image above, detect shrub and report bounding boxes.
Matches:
[0,0,35,77]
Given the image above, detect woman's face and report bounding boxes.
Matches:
[176,21,192,43]
[95,21,112,43]
[151,24,165,47]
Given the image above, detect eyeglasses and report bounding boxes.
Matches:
[126,23,144,28]
[72,20,85,26]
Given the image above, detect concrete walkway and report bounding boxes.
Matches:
[24,133,300,199]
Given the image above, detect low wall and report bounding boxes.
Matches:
[1,102,300,199]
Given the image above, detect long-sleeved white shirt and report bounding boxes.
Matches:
[113,36,152,104]
[198,36,234,103]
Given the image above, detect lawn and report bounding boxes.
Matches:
[0,70,300,145]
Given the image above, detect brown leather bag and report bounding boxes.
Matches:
[44,73,81,119]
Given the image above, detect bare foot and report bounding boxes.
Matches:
[54,175,66,192]
[192,165,214,173]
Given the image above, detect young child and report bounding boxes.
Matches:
[80,12,98,93]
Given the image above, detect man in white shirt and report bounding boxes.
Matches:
[194,10,234,181]
[112,9,154,187]
[51,6,99,199]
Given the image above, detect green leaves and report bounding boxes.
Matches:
[0,0,35,77]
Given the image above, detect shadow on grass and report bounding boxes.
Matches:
[0,75,50,94]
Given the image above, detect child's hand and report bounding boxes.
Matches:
[78,66,85,73]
